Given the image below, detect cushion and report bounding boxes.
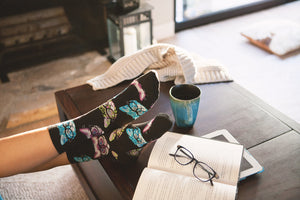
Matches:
[241,20,300,56]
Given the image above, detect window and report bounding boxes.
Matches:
[175,0,296,32]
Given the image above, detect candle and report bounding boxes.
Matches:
[139,22,151,48]
[124,27,138,56]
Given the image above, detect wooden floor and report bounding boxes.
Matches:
[162,1,300,125]
[0,51,111,138]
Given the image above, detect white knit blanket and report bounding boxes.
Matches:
[87,43,233,90]
[0,165,88,200]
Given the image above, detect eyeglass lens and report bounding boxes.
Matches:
[193,162,215,182]
[175,147,194,165]
[174,146,217,183]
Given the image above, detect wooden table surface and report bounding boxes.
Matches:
[55,81,300,200]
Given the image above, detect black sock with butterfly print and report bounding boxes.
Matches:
[67,113,173,163]
[108,113,173,164]
[48,71,160,162]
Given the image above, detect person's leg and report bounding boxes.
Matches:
[25,153,70,173]
[48,71,160,162]
[0,127,59,177]
[67,113,173,163]
[0,71,170,177]
[17,114,173,174]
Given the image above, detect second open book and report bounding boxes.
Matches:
[133,130,244,200]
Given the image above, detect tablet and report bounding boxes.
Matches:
[202,129,264,180]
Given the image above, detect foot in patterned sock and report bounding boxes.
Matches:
[109,113,173,163]
[67,113,173,163]
[48,71,160,160]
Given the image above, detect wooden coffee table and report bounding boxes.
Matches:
[55,81,300,200]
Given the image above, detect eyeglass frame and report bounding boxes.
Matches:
[169,145,219,186]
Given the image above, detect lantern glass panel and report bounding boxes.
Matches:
[138,21,151,49]
[107,19,121,60]
[123,21,151,56]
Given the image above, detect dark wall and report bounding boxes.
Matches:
[62,0,108,46]
[0,0,61,16]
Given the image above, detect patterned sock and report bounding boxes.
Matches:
[67,113,173,163]
[48,71,160,159]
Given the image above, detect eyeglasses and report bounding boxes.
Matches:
[169,145,219,186]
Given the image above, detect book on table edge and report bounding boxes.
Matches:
[133,130,245,200]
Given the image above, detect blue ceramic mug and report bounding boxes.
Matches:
[169,84,201,128]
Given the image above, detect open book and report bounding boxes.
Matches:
[133,131,244,200]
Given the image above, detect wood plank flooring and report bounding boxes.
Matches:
[161,1,300,124]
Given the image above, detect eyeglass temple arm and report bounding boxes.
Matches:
[169,147,193,159]
[169,153,193,159]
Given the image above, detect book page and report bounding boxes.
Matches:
[133,168,237,200]
[148,131,244,186]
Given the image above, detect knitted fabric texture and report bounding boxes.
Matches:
[87,43,232,90]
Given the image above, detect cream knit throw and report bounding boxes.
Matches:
[87,43,232,90]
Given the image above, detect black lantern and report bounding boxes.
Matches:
[107,3,153,62]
